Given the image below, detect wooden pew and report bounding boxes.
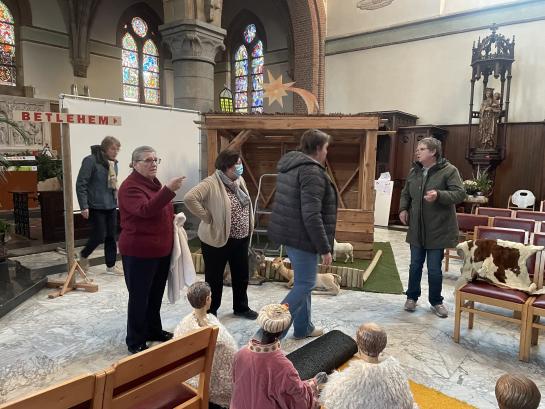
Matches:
[101,326,219,409]
[0,372,105,409]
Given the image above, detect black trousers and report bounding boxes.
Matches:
[122,254,170,348]
[80,208,117,268]
[201,237,250,315]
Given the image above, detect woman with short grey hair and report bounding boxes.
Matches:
[118,145,186,354]
[399,137,465,318]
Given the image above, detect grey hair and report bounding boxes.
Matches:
[418,137,442,159]
[187,282,211,309]
[356,322,387,358]
[130,146,156,167]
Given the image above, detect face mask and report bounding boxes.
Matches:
[234,163,244,177]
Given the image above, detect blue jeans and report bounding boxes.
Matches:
[406,245,444,306]
[281,246,318,338]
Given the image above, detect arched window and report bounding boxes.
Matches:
[121,16,160,104]
[234,24,264,113]
[0,1,16,86]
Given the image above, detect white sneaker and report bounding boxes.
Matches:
[105,265,124,276]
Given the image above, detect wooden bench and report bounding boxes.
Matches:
[0,372,105,409]
[101,326,218,409]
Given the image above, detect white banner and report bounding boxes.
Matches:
[60,96,201,211]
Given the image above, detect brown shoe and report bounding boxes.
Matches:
[404,299,417,312]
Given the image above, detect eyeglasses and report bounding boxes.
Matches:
[137,158,161,165]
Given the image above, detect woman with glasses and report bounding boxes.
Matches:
[118,146,186,354]
[184,149,258,320]
[399,137,465,318]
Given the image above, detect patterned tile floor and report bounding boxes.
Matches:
[0,228,544,408]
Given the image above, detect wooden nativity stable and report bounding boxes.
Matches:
[203,114,379,260]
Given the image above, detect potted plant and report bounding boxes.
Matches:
[473,167,493,196]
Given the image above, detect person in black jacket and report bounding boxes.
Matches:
[76,136,122,275]
[268,129,338,339]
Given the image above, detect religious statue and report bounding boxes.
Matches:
[478,88,501,149]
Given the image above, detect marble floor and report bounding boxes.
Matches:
[0,228,544,408]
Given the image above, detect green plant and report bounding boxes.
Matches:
[474,167,493,195]
[36,154,62,182]
[0,219,11,234]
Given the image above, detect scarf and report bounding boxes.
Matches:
[216,169,250,208]
[108,160,118,198]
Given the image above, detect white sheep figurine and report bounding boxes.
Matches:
[333,239,354,263]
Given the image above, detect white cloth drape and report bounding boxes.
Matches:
[168,212,196,303]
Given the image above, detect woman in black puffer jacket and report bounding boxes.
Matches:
[268,129,338,339]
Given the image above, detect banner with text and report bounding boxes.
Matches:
[13,110,122,126]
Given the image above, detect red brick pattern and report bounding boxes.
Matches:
[287,0,326,113]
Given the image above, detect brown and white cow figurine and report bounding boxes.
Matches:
[456,239,544,294]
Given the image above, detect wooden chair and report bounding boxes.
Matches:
[0,372,105,409]
[101,326,219,409]
[521,233,545,362]
[476,207,513,218]
[453,226,532,361]
[444,214,490,272]
[515,210,545,223]
[492,217,536,243]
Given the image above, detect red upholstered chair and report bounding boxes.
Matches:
[101,326,218,409]
[515,210,545,223]
[476,207,514,218]
[0,373,105,409]
[492,217,536,243]
[444,214,491,272]
[453,226,532,361]
[522,233,545,362]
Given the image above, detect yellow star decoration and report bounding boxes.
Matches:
[263,71,295,108]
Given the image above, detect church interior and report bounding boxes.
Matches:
[1,1,545,408]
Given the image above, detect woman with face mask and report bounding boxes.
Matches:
[184,149,258,320]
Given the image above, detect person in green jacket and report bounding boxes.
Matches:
[399,137,466,318]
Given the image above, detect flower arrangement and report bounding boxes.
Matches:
[463,179,479,195]
[463,167,493,196]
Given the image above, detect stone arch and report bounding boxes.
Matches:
[286,0,326,113]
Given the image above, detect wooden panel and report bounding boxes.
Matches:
[336,231,373,243]
[361,131,377,211]
[207,129,218,176]
[335,220,374,233]
[0,171,38,210]
[440,123,545,209]
[337,209,373,223]
[204,115,381,130]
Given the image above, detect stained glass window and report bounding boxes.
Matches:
[131,17,148,37]
[121,17,160,104]
[233,25,264,113]
[0,1,15,86]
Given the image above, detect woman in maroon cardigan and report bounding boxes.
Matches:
[118,145,185,354]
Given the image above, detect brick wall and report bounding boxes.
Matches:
[287,0,326,113]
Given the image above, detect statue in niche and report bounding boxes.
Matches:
[478,88,501,149]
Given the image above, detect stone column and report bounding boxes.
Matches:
[160,20,226,112]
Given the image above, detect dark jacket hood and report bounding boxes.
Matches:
[412,157,450,172]
[277,151,325,173]
[91,145,118,168]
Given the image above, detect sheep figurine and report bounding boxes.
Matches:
[333,239,354,263]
